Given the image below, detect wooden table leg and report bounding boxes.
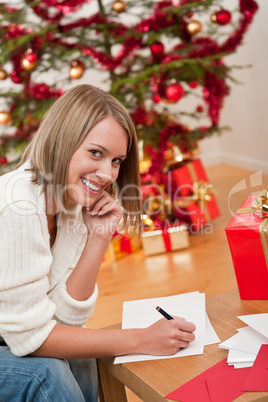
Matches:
[98,361,128,402]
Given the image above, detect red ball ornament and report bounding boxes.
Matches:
[165,83,185,102]
[11,71,22,84]
[216,9,232,25]
[189,81,199,89]
[25,52,37,63]
[196,105,204,113]
[150,41,164,59]
[0,156,8,165]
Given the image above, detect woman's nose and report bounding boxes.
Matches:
[95,161,113,183]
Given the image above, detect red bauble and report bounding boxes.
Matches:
[165,83,185,102]
[150,41,164,59]
[189,81,199,89]
[196,105,204,113]
[11,71,22,84]
[0,156,8,165]
[216,9,232,25]
[25,52,37,63]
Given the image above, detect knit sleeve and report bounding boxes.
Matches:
[0,203,57,357]
[48,272,98,327]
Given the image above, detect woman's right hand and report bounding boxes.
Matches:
[140,317,196,356]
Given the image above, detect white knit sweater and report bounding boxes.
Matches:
[0,162,98,356]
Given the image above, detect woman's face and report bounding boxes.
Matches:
[66,116,128,207]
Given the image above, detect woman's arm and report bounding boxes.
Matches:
[31,317,196,359]
[66,190,124,301]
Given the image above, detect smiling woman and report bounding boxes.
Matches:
[0,85,196,402]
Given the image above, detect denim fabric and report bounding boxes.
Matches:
[0,346,98,402]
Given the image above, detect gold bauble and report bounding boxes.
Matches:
[20,57,37,71]
[186,20,202,35]
[210,11,218,23]
[0,111,12,125]
[112,0,126,13]
[139,159,152,174]
[0,67,8,80]
[69,61,85,79]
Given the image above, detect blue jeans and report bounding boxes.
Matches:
[0,346,98,401]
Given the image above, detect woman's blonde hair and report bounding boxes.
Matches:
[19,84,142,237]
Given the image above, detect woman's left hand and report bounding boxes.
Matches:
[82,190,124,240]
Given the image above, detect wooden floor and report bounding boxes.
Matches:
[86,163,268,401]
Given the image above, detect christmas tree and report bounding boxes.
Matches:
[0,0,258,178]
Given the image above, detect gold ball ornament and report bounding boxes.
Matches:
[139,158,152,174]
[186,20,202,35]
[112,0,126,13]
[69,60,85,79]
[20,56,37,71]
[0,111,12,125]
[0,67,8,80]
[210,11,218,23]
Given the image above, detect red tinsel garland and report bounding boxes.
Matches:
[2,0,258,170]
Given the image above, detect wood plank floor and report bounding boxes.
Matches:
[86,163,268,401]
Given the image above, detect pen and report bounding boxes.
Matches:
[156,306,173,320]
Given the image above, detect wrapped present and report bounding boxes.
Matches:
[141,184,172,222]
[164,158,220,231]
[105,233,141,262]
[142,221,189,256]
[225,194,268,300]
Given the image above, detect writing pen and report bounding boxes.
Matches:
[156,306,174,320]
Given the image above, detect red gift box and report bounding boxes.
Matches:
[164,158,220,231]
[225,196,268,300]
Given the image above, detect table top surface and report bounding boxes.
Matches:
[98,289,268,402]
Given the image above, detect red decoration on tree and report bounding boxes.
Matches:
[216,9,232,25]
[11,70,23,84]
[25,52,37,63]
[196,105,204,113]
[150,41,165,59]
[165,83,185,102]
[0,157,8,165]
[189,81,199,89]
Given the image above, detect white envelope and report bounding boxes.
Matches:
[237,313,268,338]
[219,331,261,355]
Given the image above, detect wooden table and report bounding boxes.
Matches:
[97,290,268,402]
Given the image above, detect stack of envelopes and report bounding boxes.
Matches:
[219,313,268,368]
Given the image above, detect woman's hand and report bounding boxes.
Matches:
[141,317,196,356]
[82,190,124,240]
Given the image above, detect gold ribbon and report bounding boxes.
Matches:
[162,145,200,173]
[174,180,215,223]
[237,189,268,217]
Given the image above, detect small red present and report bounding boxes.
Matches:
[225,195,268,300]
[104,232,141,262]
[164,158,220,231]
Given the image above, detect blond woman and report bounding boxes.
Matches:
[0,85,195,401]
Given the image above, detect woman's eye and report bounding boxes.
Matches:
[113,158,123,166]
[90,150,102,158]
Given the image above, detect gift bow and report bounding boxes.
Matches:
[238,189,268,216]
[175,181,214,208]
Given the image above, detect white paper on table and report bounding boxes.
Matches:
[233,362,254,369]
[114,291,206,364]
[219,331,261,355]
[237,313,268,338]
[237,325,268,345]
[227,348,257,364]
[205,313,220,345]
